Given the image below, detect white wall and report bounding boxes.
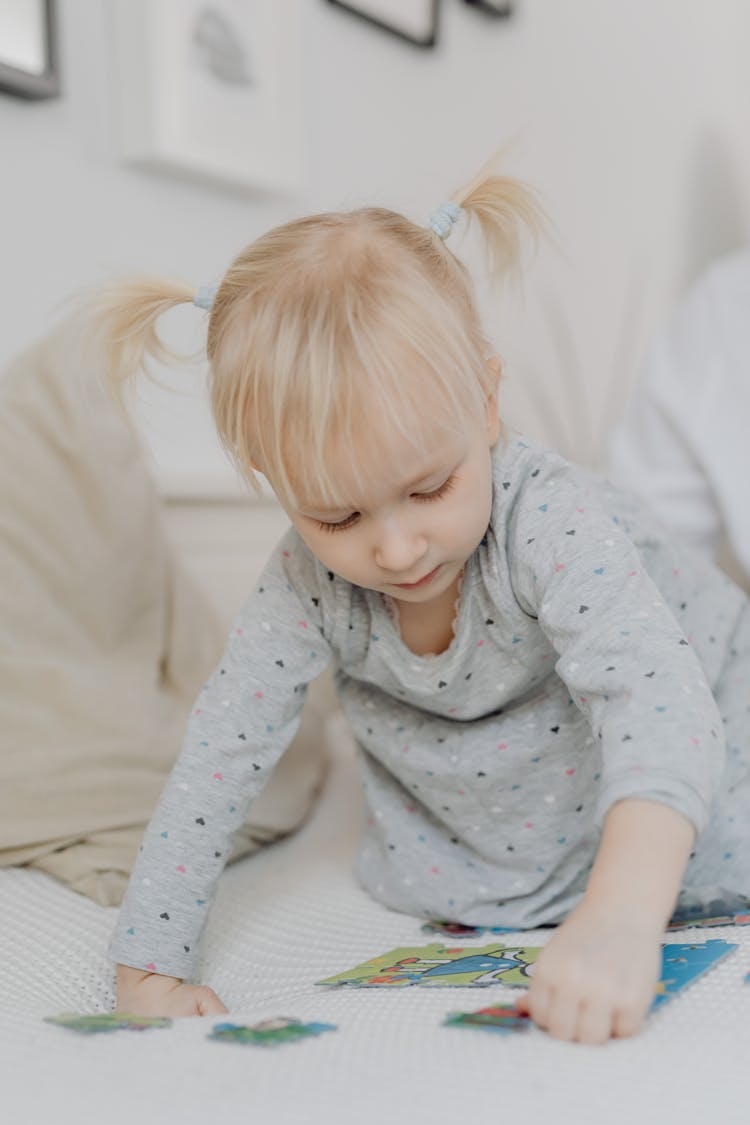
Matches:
[2,0,749,493]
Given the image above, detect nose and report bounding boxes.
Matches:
[373,514,428,575]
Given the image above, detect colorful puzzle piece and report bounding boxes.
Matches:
[44,1012,172,1034]
[424,911,750,940]
[317,939,737,1008]
[208,1017,337,1046]
[444,1002,531,1034]
[653,940,738,1009]
[422,921,521,938]
[667,911,750,932]
[317,942,539,988]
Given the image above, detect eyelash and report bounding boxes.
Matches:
[316,474,457,534]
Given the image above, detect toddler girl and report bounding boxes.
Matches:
[100,157,750,1044]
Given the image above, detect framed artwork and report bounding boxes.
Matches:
[0,0,60,99]
[112,0,303,195]
[463,0,512,13]
[326,0,438,48]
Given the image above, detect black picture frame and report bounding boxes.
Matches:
[463,0,513,15]
[326,0,439,49]
[0,0,60,100]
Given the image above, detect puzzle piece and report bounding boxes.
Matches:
[422,921,520,938]
[424,912,750,939]
[208,1017,337,1046]
[44,1012,172,1034]
[444,1002,531,1035]
[317,939,737,1008]
[653,940,738,1009]
[316,943,539,988]
[667,911,750,931]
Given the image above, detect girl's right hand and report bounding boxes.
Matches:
[115,963,229,1019]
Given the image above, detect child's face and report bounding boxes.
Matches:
[284,401,500,607]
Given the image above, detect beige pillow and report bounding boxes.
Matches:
[0,317,329,905]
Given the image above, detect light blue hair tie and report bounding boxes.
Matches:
[194,285,218,310]
[428,201,462,240]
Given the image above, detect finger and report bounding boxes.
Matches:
[544,992,580,1042]
[194,987,229,1017]
[524,982,554,1030]
[164,987,222,1019]
[514,991,531,1014]
[575,999,613,1045]
[612,995,650,1039]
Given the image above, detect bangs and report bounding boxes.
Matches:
[250,282,491,510]
[207,207,497,510]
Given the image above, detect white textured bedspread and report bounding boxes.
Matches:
[2,715,748,1125]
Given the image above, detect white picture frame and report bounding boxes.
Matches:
[112,0,303,195]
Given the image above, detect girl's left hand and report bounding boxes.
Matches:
[514,902,662,1044]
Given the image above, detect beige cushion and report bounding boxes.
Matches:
[0,317,329,905]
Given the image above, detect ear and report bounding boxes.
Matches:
[485,355,502,446]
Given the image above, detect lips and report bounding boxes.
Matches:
[393,565,441,590]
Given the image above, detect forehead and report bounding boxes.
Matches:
[290,403,473,512]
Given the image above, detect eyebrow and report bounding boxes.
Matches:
[302,462,455,517]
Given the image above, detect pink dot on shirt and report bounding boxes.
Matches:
[146,962,157,972]
[298,620,308,629]
[213,772,224,781]
[565,768,575,776]
[524,821,534,829]
[255,691,264,699]
[498,743,508,750]
[555,563,565,572]
[176,865,186,873]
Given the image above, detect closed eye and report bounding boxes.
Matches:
[316,512,360,534]
[314,473,457,533]
[413,474,457,502]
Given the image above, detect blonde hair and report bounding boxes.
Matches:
[90,153,542,509]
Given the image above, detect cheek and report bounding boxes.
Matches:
[294,524,363,576]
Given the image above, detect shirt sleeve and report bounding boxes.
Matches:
[108,527,333,979]
[506,458,726,837]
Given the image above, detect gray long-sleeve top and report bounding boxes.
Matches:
[109,431,750,979]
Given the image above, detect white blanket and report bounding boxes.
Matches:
[2,715,748,1125]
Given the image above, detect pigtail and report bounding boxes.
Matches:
[451,150,545,284]
[67,275,201,403]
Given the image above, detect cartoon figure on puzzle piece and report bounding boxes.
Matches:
[317,943,538,988]
[317,939,737,1002]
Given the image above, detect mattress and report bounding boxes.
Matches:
[2,713,748,1125]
